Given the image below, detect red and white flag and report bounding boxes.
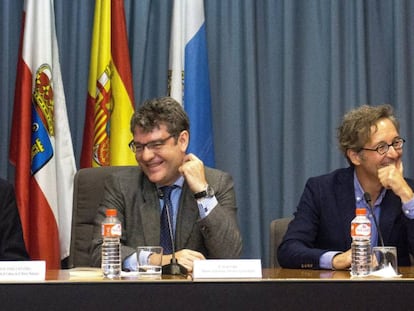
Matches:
[9,0,77,269]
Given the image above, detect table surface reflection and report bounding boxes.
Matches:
[263,266,414,280]
[42,266,414,283]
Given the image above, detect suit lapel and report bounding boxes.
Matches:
[175,183,199,249]
[379,191,400,243]
[139,177,162,245]
[335,168,358,245]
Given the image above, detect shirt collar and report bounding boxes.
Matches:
[157,175,185,190]
[353,170,386,208]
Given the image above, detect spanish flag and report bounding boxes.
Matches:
[81,0,136,168]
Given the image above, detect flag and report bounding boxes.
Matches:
[168,0,215,167]
[9,0,77,269]
[81,0,136,168]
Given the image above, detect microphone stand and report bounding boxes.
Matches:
[363,192,395,269]
[363,192,385,247]
[160,191,187,276]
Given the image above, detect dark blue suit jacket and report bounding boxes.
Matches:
[0,178,29,260]
[278,167,414,269]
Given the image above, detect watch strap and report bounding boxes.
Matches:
[193,185,214,199]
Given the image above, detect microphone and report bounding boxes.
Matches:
[158,189,188,276]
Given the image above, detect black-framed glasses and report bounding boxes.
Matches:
[128,135,175,153]
[360,138,405,155]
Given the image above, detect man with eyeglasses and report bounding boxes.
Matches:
[90,96,242,272]
[278,104,414,270]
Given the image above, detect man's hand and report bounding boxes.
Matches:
[378,161,413,203]
[178,153,208,193]
[162,249,206,272]
[332,249,352,270]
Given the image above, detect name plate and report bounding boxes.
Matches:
[193,259,262,280]
[0,261,46,281]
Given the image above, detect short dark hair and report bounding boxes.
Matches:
[130,96,190,137]
[337,104,399,164]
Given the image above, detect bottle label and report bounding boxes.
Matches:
[102,223,122,237]
[351,223,371,237]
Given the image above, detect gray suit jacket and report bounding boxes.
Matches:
[90,166,242,266]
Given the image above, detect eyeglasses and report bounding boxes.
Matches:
[360,138,405,155]
[128,135,175,154]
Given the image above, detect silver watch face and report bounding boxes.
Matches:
[206,185,214,197]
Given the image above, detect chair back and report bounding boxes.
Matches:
[67,166,135,268]
[269,217,293,268]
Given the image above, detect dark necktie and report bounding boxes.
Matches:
[160,186,176,254]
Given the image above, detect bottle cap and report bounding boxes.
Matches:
[106,209,117,217]
[355,207,366,216]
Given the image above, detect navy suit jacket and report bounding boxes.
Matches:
[0,178,29,260]
[278,167,414,269]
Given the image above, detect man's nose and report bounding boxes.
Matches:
[386,145,400,158]
[139,146,155,161]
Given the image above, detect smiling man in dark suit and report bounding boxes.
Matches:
[91,97,242,272]
[278,104,414,270]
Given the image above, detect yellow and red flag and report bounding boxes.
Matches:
[81,0,136,168]
[9,0,77,269]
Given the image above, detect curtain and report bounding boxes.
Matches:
[1,0,414,267]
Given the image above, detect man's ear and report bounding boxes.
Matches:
[347,149,361,166]
[178,130,189,151]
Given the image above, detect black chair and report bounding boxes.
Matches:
[67,166,136,268]
[269,217,293,268]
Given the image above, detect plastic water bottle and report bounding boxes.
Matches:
[350,208,371,276]
[101,208,122,279]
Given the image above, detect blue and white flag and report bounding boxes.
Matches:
[169,0,215,167]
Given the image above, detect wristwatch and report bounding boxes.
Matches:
[193,184,215,199]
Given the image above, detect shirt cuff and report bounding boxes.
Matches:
[197,196,218,218]
[123,252,138,271]
[123,250,153,271]
[402,197,414,219]
[319,251,342,270]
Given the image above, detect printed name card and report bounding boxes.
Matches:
[0,261,46,281]
[193,259,262,280]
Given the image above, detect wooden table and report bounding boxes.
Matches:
[1,267,414,310]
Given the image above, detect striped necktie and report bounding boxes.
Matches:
[159,185,177,254]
